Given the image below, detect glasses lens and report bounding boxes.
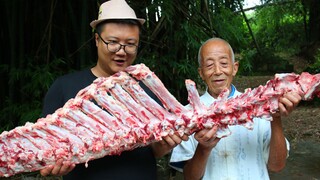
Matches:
[125,45,137,54]
[107,43,121,52]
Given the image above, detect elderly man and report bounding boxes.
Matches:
[39,0,187,179]
[170,37,301,180]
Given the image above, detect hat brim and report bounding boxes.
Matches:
[90,18,145,29]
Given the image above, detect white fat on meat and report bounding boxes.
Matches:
[0,63,319,177]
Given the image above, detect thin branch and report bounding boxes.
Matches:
[35,0,57,63]
[68,36,94,59]
[46,0,57,64]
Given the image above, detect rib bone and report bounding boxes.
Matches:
[0,63,319,177]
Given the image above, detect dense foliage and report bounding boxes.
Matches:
[0,0,319,132]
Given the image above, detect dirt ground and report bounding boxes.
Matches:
[269,106,320,180]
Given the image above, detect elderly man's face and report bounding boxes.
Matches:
[94,22,140,77]
[198,40,239,98]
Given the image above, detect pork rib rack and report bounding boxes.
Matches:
[1,63,320,177]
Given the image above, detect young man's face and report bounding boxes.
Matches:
[95,22,140,77]
[198,40,239,98]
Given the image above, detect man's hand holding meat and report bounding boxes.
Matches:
[40,159,75,177]
[274,92,302,118]
[194,125,220,149]
[152,133,189,158]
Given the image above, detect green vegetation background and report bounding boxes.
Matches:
[0,0,319,178]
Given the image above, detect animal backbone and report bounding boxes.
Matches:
[0,63,319,177]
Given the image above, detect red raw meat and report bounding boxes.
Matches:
[0,63,319,177]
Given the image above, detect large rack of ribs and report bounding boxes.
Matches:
[0,63,319,177]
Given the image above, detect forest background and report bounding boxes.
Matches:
[0,0,319,179]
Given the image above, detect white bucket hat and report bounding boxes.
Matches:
[90,0,145,29]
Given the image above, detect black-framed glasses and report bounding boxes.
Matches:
[97,33,138,54]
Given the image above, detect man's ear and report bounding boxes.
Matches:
[95,33,99,47]
[232,61,239,76]
[198,67,204,80]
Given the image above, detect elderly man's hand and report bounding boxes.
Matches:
[160,132,189,148]
[40,159,75,177]
[194,125,220,150]
[152,132,189,158]
[273,91,302,118]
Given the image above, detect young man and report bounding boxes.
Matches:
[40,0,187,179]
[170,38,302,180]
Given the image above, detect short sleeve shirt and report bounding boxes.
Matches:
[170,87,290,180]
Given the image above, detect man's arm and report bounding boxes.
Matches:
[268,92,301,172]
[183,126,220,180]
[267,116,287,172]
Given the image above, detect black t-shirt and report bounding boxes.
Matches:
[42,68,159,180]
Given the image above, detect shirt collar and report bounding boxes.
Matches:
[228,84,236,98]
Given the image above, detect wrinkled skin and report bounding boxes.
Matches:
[198,40,238,99]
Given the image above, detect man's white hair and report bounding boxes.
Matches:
[197,37,235,67]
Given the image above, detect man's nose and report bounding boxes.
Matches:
[116,45,126,54]
[213,65,222,75]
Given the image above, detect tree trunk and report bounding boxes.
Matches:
[308,0,320,42]
[236,0,261,55]
[300,0,320,61]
